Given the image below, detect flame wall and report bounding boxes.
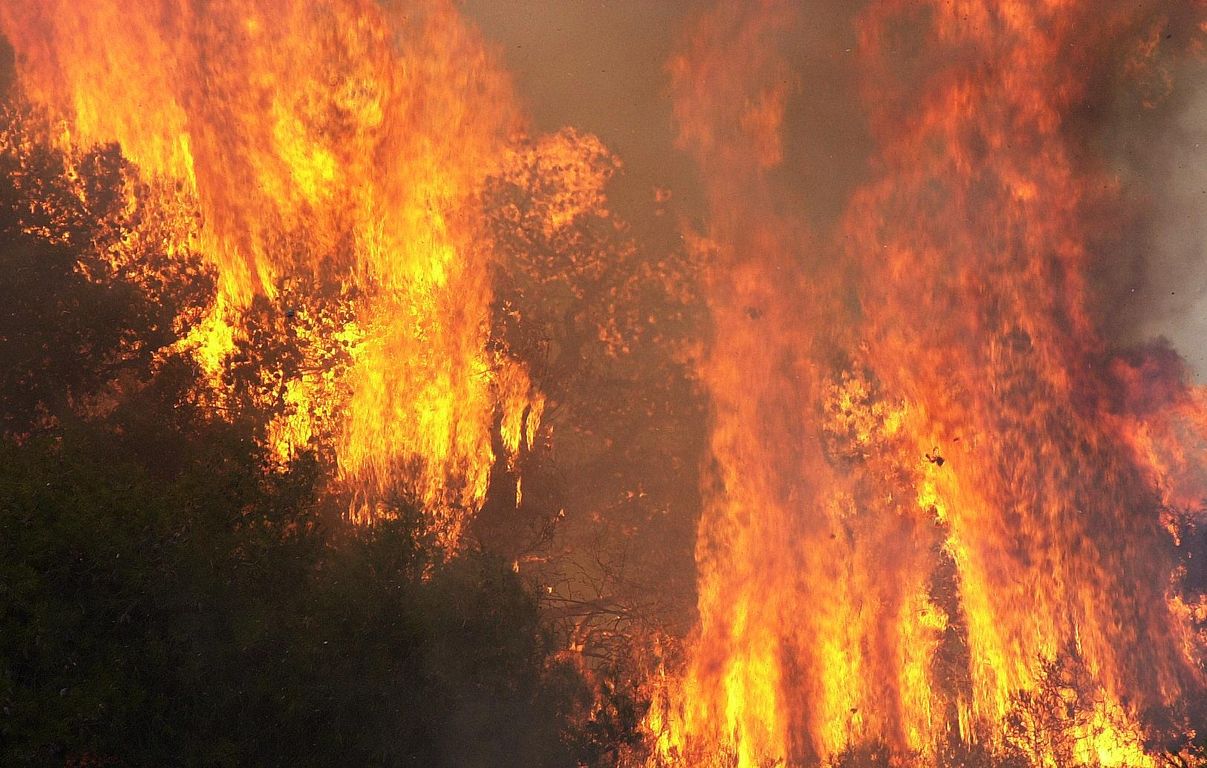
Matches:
[654,0,1207,765]
[0,0,540,542]
[2,1,1204,764]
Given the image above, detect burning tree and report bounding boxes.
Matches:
[1,1,1205,767]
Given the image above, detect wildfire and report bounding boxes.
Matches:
[1,1,1204,766]
[649,1,1207,766]
[0,0,542,544]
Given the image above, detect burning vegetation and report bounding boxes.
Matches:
[0,1,1204,767]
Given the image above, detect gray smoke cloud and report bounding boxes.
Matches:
[462,1,872,236]
[1108,63,1207,379]
[462,0,705,223]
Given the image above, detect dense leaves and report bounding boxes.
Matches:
[0,118,629,767]
[481,130,706,660]
[0,417,604,767]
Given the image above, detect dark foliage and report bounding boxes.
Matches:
[0,417,603,767]
[0,117,628,768]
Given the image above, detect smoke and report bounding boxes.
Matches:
[463,1,1207,384]
[1104,56,1207,379]
[0,37,11,94]
[462,0,702,222]
[461,1,872,231]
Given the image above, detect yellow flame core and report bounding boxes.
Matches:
[1,0,542,543]
[4,0,1205,764]
[649,0,1206,766]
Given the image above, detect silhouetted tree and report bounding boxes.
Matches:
[0,99,636,768]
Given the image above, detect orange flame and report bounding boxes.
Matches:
[0,0,542,543]
[3,1,1205,763]
[651,1,1207,765]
